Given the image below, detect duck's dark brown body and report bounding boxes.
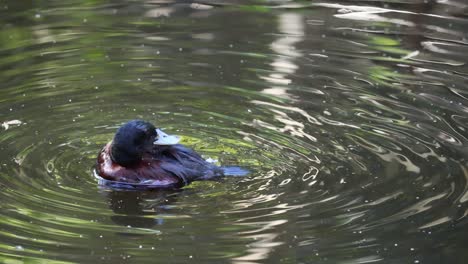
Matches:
[97,142,221,187]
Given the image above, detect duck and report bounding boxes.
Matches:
[96,120,226,188]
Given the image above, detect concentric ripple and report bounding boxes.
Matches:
[1,0,467,263]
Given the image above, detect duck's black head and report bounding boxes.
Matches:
[110,120,157,167]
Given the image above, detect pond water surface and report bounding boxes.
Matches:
[1,0,468,263]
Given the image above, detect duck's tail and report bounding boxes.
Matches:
[220,166,250,177]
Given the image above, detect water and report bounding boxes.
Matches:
[1,0,467,263]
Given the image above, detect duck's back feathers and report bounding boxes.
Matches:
[97,143,222,187]
[156,144,223,183]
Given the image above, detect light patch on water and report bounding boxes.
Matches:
[190,3,213,10]
[279,178,291,186]
[335,12,415,27]
[205,157,218,164]
[339,255,383,264]
[191,33,214,40]
[377,152,420,174]
[459,165,468,203]
[251,100,322,125]
[261,87,293,100]
[145,36,170,41]
[418,216,452,229]
[376,192,448,226]
[145,7,173,18]
[1,120,22,130]
[421,42,452,54]
[302,166,319,181]
[373,192,404,205]
[261,13,304,93]
[402,50,420,60]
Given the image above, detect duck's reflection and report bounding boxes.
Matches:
[104,188,183,228]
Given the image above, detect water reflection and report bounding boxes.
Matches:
[0,0,467,263]
[261,13,303,90]
[103,189,182,229]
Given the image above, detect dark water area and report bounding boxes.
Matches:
[1,0,468,263]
